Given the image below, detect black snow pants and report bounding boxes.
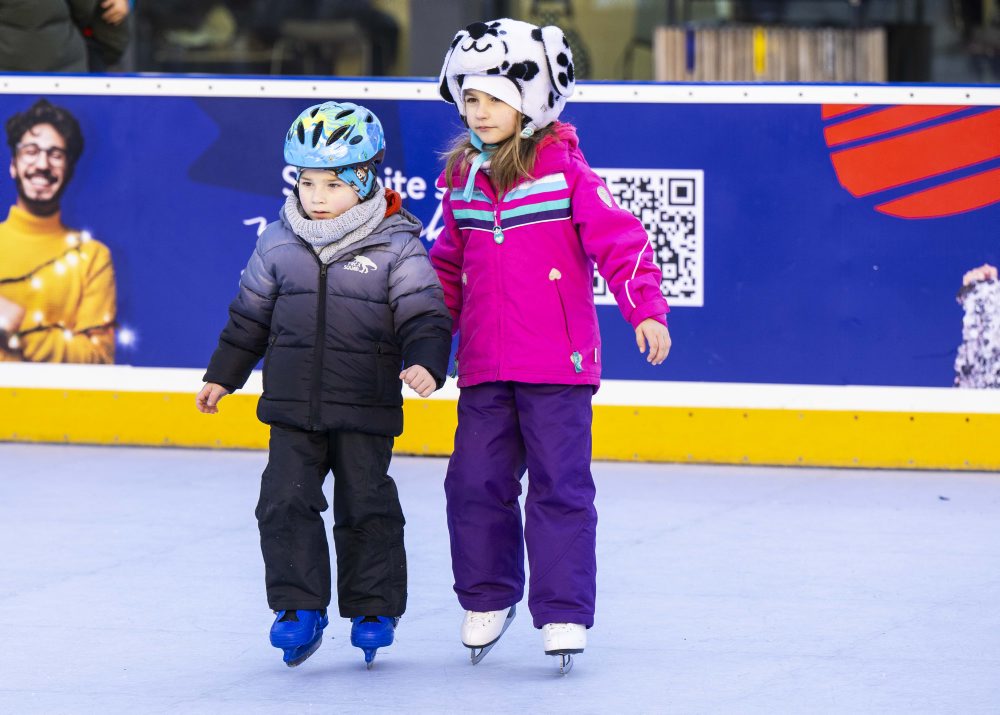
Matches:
[255,424,407,618]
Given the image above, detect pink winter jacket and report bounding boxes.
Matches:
[430,122,669,389]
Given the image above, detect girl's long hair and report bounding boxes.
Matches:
[442,119,559,196]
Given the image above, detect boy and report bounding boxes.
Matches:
[196,101,451,668]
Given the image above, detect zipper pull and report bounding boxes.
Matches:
[570,351,583,373]
[493,225,504,244]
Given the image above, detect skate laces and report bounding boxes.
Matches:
[545,622,575,634]
[467,610,497,627]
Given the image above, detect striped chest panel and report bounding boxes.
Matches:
[450,172,571,233]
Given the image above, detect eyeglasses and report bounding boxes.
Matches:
[16,143,68,167]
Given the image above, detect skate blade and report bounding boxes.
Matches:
[362,647,377,669]
[464,605,516,666]
[283,633,323,668]
[559,654,573,675]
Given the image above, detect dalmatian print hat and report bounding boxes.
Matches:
[439,18,576,136]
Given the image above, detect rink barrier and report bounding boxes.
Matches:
[1,365,998,471]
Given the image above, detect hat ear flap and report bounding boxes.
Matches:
[539,25,575,98]
[439,30,466,105]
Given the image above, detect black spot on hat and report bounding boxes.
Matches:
[501,61,510,70]
[557,53,569,67]
[548,91,555,108]
[440,76,454,103]
[531,28,543,41]
[486,66,501,75]
[567,64,575,82]
[558,72,568,87]
[451,34,462,49]
[466,22,489,40]
[508,61,539,81]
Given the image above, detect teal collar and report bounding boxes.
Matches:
[462,129,499,201]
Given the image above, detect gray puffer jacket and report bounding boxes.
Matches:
[204,202,452,436]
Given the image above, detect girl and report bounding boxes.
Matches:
[430,18,671,672]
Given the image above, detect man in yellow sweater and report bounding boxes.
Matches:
[0,99,116,363]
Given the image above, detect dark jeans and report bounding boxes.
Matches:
[255,424,406,618]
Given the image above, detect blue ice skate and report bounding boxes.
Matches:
[350,616,399,669]
[269,609,329,667]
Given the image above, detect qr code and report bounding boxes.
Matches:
[592,169,703,308]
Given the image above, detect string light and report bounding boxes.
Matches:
[54,261,66,275]
[30,277,42,290]
[117,327,136,348]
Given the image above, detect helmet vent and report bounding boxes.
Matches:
[296,121,305,144]
[312,121,324,147]
[335,109,355,119]
[366,113,374,122]
[327,125,350,145]
[310,106,321,117]
[349,135,363,145]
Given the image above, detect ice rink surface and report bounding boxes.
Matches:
[1,442,998,714]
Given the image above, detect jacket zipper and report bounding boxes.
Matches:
[309,262,328,428]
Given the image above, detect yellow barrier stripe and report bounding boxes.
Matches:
[2,388,997,471]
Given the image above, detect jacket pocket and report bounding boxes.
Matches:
[262,334,277,394]
[373,342,403,404]
[550,269,584,374]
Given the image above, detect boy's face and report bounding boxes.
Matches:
[297,169,360,220]
[463,89,519,144]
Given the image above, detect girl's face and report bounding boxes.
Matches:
[297,169,360,220]
[464,89,519,144]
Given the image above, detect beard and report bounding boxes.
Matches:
[14,166,71,217]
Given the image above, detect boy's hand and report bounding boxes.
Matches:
[635,318,671,365]
[196,383,230,414]
[963,263,998,286]
[400,365,436,398]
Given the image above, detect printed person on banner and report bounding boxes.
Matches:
[0,99,117,363]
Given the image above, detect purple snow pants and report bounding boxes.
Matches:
[445,382,597,629]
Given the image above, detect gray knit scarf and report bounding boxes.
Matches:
[283,189,387,265]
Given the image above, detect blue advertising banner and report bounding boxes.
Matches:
[1,78,998,388]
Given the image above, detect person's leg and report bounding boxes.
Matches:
[446,382,527,611]
[516,384,597,628]
[329,430,405,617]
[255,424,332,610]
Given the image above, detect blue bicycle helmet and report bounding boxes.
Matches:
[283,101,386,200]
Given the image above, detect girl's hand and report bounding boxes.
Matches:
[963,263,998,286]
[196,383,230,414]
[635,318,671,365]
[400,365,436,398]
